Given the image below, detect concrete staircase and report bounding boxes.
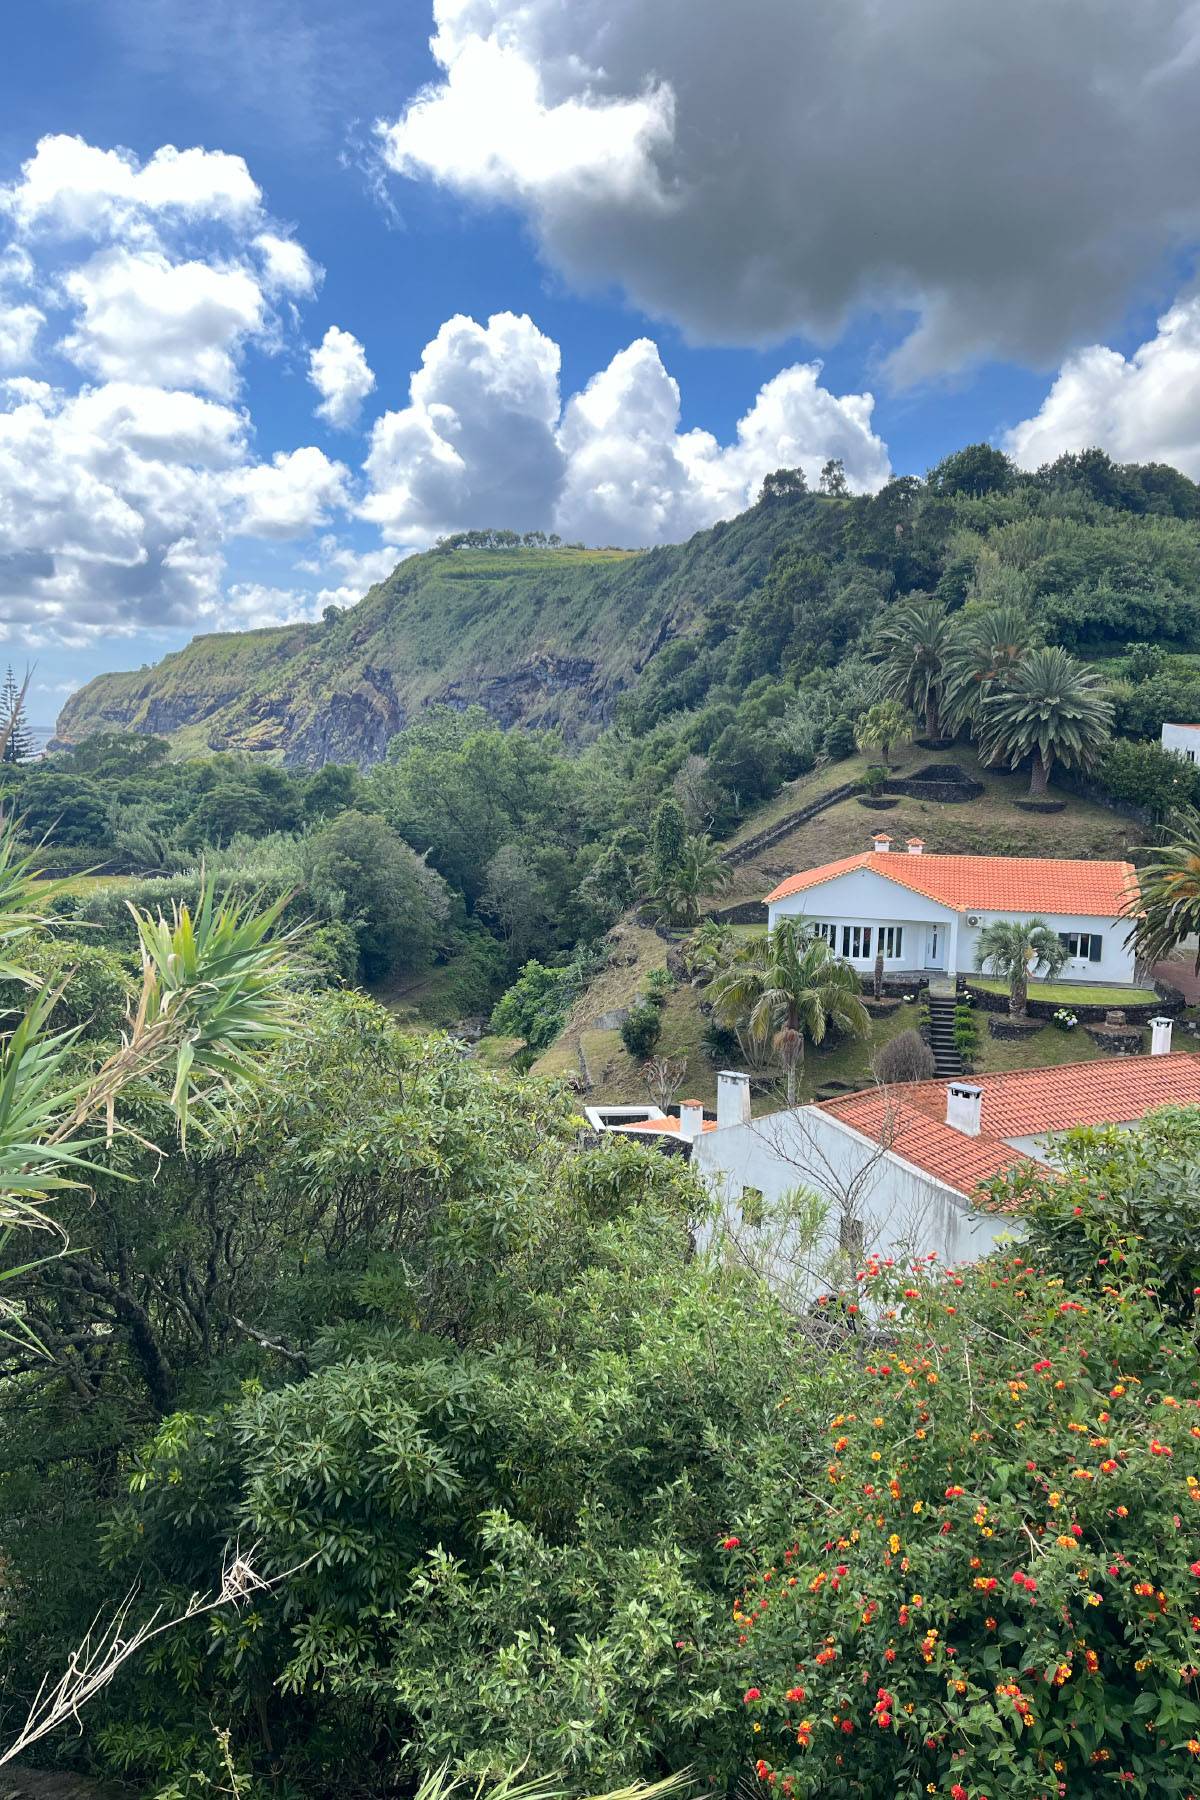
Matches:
[925,983,963,1077]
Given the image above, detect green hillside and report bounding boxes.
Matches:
[55,447,1200,780]
[54,502,809,766]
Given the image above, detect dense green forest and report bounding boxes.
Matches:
[5,444,1200,1795]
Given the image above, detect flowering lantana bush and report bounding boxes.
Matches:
[727,1255,1200,1798]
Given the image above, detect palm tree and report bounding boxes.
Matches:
[1126,807,1200,972]
[877,596,953,740]
[711,918,869,1105]
[978,645,1112,795]
[942,604,1031,733]
[974,917,1067,1016]
[654,833,727,926]
[854,699,911,768]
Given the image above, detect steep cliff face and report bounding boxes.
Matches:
[55,502,803,767]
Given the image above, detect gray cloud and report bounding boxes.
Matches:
[382,0,1200,381]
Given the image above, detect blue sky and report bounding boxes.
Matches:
[2,0,1199,725]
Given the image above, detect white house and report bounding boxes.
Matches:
[764,836,1141,986]
[692,1033,1200,1281]
[1161,722,1200,764]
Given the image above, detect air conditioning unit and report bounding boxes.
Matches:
[966,914,981,926]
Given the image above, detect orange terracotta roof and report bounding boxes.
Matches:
[817,1053,1200,1199]
[619,1114,717,1135]
[764,851,1139,918]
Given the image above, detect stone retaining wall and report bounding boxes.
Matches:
[964,978,1179,1024]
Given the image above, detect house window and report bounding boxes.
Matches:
[1059,931,1103,962]
[878,926,904,959]
[811,922,837,945]
[841,925,873,959]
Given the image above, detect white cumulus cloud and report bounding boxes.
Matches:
[362,311,566,537]
[1004,296,1200,477]
[361,310,889,546]
[380,0,1200,381]
[0,302,43,368]
[254,231,321,295]
[59,247,267,397]
[309,325,376,428]
[229,446,351,538]
[1,134,262,238]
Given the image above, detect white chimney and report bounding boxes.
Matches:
[1150,1016,1174,1057]
[679,1098,705,1142]
[906,837,925,856]
[872,833,892,853]
[946,1080,983,1137]
[717,1070,752,1130]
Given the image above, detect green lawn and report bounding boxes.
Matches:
[967,976,1159,1008]
[974,1022,1106,1073]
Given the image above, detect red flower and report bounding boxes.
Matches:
[744,1687,763,1703]
[722,1536,742,1549]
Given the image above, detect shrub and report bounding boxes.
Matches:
[860,763,888,797]
[1096,738,1200,820]
[621,1000,664,1061]
[305,919,361,987]
[821,715,858,761]
[0,936,133,1039]
[871,1028,936,1085]
[729,1251,1200,1799]
[645,967,675,1008]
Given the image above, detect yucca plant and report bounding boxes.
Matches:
[0,808,302,1273]
[978,644,1112,795]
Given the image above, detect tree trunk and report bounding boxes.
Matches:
[873,948,884,1000]
[926,696,939,739]
[1029,750,1052,795]
[1010,968,1028,1017]
[785,1036,803,1107]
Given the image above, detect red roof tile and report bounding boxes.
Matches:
[764,851,1139,918]
[817,1053,1200,1198]
[619,1114,717,1135]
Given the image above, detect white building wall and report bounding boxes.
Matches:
[1162,723,1200,764]
[767,868,1136,984]
[692,1105,1015,1296]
